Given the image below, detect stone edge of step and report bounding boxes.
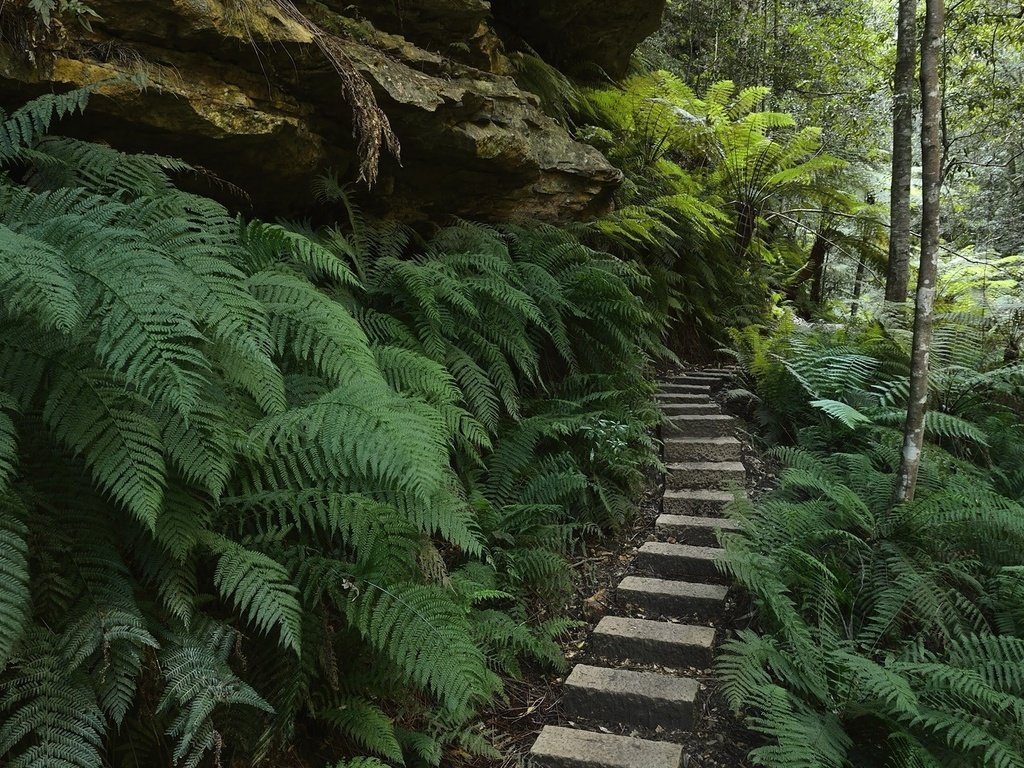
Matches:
[530,725,685,768]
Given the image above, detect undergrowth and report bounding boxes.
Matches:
[0,90,666,767]
[720,315,1024,767]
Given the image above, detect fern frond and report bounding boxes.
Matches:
[0,496,29,665]
[202,533,303,654]
[321,698,404,763]
[347,583,499,714]
[158,620,274,767]
[0,632,106,768]
[0,89,90,162]
[43,365,166,528]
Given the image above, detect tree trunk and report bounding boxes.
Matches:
[885,0,917,302]
[809,234,829,306]
[850,252,867,320]
[734,202,757,260]
[789,226,832,316]
[895,0,943,503]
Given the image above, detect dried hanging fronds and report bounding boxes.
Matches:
[269,0,400,185]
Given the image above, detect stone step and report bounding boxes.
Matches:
[591,615,715,669]
[658,383,712,395]
[562,664,699,732]
[635,542,726,583]
[617,576,728,620]
[662,489,736,516]
[655,514,740,547]
[666,461,746,489]
[655,392,712,403]
[662,414,737,438]
[530,726,684,768]
[662,374,727,386]
[664,436,742,462]
[660,403,720,416]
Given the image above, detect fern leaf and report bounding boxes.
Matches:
[0,496,29,666]
[43,365,166,528]
[0,223,82,334]
[202,533,303,654]
[158,620,274,766]
[321,698,404,763]
[0,631,106,768]
[347,583,499,713]
[0,393,18,489]
[0,89,90,162]
[809,399,872,429]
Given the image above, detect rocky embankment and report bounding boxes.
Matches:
[0,0,665,220]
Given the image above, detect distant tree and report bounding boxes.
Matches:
[885,0,917,302]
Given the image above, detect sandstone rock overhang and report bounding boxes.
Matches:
[0,0,641,221]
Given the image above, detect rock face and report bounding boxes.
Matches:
[0,0,663,221]
[491,0,667,79]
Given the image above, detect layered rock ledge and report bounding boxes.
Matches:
[0,0,664,220]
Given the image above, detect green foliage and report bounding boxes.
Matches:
[642,0,893,163]
[575,71,860,352]
[722,313,1024,766]
[726,312,1024,489]
[0,91,665,767]
[719,448,1024,768]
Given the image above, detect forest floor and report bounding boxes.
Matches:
[463,371,777,768]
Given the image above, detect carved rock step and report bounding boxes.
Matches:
[591,615,715,669]
[664,436,742,462]
[660,402,720,416]
[666,461,746,490]
[663,414,736,437]
[662,374,728,386]
[658,383,712,395]
[530,726,684,768]
[656,392,713,403]
[656,513,740,547]
[636,542,726,583]
[562,664,699,732]
[618,576,728,620]
[663,488,738,516]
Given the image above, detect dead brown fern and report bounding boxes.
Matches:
[268,0,400,185]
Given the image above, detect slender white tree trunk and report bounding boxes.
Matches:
[895,0,943,503]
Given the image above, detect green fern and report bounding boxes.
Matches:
[321,698,404,763]
[720,445,1024,767]
[0,497,28,666]
[0,89,668,768]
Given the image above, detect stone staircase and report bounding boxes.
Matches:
[529,370,744,768]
